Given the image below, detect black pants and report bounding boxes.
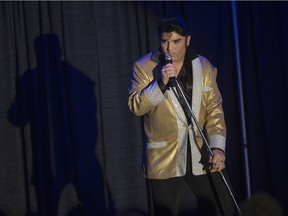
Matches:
[148,144,235,216]
[148,170,235,216]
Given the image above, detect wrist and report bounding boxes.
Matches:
[211,148,225,154]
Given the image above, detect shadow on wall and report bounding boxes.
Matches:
[240,192,283,216]
[8,34,116,216]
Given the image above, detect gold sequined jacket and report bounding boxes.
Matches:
[128,50,226,179]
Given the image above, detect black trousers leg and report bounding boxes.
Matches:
[185,170,235,216]
[148,172,235,216]
[148,177,183,216]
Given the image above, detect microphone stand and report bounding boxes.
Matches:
[171,79,242,215]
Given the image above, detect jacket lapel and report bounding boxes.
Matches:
[191,57,202,130]
[167,57,203,126]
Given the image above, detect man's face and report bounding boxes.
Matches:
[160,31,191,63]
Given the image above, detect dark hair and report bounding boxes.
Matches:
[158,15,190,37]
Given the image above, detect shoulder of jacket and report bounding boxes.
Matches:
[134,51,155,66]
[197,55,217,72]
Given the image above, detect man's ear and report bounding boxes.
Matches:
[186,35,191,47]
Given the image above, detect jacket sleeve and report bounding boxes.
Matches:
[203,64,227,152]
[128,62,166,116]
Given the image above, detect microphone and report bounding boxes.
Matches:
[165,53,172,64]
[165,53,176,87]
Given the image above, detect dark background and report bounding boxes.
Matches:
[0,1,287,215]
